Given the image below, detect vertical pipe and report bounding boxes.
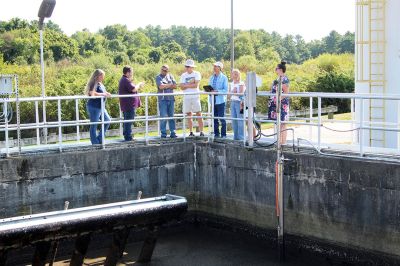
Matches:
[101,97,105,149]
[317,97,322,150]
[75,99,80,142]
[183,97,186,141]
[211,93,215,140]
[4,99,9,156]
[58,99,62,152]
[243,97,247,146]
[35,101,40,146]
[119,108,123,138]
[276,76,284,261]
[309,97,313,142]
[157,97,160,137]
[207,93,211,142]
[230,0,234,71]
[360,99,364,156]
[40,29,47,145]
[15,76,21,155]
[145,95,149,144]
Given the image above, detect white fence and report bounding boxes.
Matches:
[0,91,399,158]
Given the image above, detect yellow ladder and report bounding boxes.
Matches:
[368,0,386,147]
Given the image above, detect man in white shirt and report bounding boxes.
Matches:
[179,59,204,137]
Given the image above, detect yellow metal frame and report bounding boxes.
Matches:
[356,0,386,147]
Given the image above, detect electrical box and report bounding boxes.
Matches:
[0,77,13,95]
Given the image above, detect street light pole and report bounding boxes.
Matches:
[230,0,234,72]
[38,0,56,144]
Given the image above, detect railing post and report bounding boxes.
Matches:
[182,97,186,141]
[75,99,80,142]
[156,97,160,137]
[309,96,313,142]
[145,95,149,144]
[359,99,364,156]
[101,97,105,149]
[35,101,40,146]
[119,108,123,138]
[317,97,322,150]
[58,99,62,152]
[207,92,211,142]
[4,99,9,156]
[211,92,215,140]
[245,72,256,148]
[242,96,247,146]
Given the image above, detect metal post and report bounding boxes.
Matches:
[207,92,211,142]
[70,234,92,266]
[15,76,21,155]
[32,241,52,266]
[4,98,9,156]
[104,228,131,266]
[35,101,40,146]
[317,97,322,150]
[242,97,247,146]
[309,97,313,141]
[230,0,234,71]
[275,76,285,261]
[75,99,80,142]
[40,29,47,145]
[145,95,149,144]
[359,99,364,156]
[101,97,105,149]
[211,92,215,141]
[57,99,62,151]
[182,98,186,141]
[137,226,159,263]
[119,108,123,137]
[156,97,160,137]
[245,72,256,148]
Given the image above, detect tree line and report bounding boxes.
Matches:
[0,17,354,66]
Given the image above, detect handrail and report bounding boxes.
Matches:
[0,90,400,158]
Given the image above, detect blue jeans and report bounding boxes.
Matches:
[123,109,136,141]
[231,101,244,140]
[87,104,110,144]
[159,100,176,137]
[214,102,226,137]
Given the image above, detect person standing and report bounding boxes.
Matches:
[209,61,228,138]
[156,64,177,138]
[179,59,204,137]
[118,66,144,141]
[268,61,290,144]
[85,69,111,145]
[229,69,246,140]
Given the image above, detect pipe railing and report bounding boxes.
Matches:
[0,91,400,157]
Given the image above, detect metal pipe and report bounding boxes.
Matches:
[230,0,234,71]
[145,95,149,144]
[317,97,322,150]
[57,99,62,152]
[101,97,105,148]
[35,101,40,146]
[39,29,47,145]
[75,99,80,142]
[0,195,187,250]
[275,76,285,261]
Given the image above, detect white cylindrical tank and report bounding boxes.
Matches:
[355,0,400,149]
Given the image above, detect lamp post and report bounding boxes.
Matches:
[38,0,56,144]
[230,0,234,71]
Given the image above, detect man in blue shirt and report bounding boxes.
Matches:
[209,61,228,138]
[156,65,177,138]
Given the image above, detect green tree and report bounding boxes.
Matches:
[233,32,255,59]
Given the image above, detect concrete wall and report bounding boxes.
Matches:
[0,143,196,217]
[0,142,399,259]
[195,143,400,257]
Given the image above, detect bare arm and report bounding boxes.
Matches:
[89,90,111,97]
[180,81,199,90]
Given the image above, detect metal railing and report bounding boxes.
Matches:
[1,91,400,158]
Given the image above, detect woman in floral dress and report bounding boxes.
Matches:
[268,61,289,144]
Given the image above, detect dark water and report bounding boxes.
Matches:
[44,225,331,266]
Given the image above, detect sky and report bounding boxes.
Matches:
[0,0,355,41]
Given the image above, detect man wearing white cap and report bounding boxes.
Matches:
[209,61,228,138]
[179,59,204,137]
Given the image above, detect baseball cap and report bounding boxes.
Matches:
[213,61,224,69]
[184,59,196,68]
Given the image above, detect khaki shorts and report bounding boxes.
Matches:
[183,97,202,113]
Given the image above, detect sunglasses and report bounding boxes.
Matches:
[275,67,281,71]
[161,69,169,72]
